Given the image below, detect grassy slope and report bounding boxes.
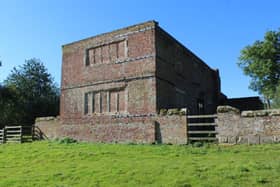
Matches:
[0,142,280,187]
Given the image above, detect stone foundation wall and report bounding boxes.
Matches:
[216,106,280,144]
[35,110,187,144]
[155,114,187,144]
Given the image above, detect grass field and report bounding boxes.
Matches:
[0,141,280,187]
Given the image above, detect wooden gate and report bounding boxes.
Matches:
[0,129,4,144]
[5,126,22,143]
[187,114,218,142]
[0,126,34,144]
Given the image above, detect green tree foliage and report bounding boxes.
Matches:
[0,85,24,128]
[238,29,280,108]
[272,85,280,108]
[0,58,59,126]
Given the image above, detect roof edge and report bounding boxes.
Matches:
[62,20,158,48]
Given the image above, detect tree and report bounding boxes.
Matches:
[238,29,280,108]
[3,58,59,125]
[272,85,280,108]
[0,85,23,128]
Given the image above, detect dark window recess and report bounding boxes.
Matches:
[116,92,119,112]
[84,93,89,114]
[92,93,95,113]
[85,50,90,66]
[100,93,103,113]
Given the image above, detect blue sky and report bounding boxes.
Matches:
[0,0,279,98]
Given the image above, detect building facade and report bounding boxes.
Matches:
[60,20,222,124]
[36,21,230,144]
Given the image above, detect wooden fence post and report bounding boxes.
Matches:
[20,126,22,143]
[0,129,4,144]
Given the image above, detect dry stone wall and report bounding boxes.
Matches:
[216,106,280,144]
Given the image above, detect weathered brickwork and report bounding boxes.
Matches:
[216,106,280,144]
[155,114,187,144]
[156,27,221,114]
[61,21,157,122]
[36,113,187,144]
[61,20,221,122]
[36,21,224,144]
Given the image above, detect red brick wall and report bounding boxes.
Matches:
[155,27,221,114]
[36,117,155,143]
[35,113,188,144]
[61,22,156,88]
[54,21,221,144]
[60,21,157,121]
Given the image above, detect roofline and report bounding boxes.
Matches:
[62,20,158,48]
[227,96,262,100]
[62,20,217,72]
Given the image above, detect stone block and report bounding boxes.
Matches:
[218,136,228,143]
[167,108,180,115]
[241,111,254,117]
[269,109,280,116]
[247,135,261,144]
[217,105,240,114]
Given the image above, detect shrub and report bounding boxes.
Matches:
[57,137,77,144]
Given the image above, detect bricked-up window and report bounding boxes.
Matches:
[110,91,117,112]
[86,40,126,66]
[84,89,125,115]
[109,90,126,113]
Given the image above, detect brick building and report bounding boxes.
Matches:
[60,20,222,123]
[36,21,231,144]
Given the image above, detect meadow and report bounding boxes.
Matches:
[0,141,280,187]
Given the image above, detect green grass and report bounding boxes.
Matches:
[0,141,280,187]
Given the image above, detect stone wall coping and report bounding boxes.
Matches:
[217,105,280,117]
[217,105,240,114]
[35,116,59,122]
[36,112,188,124]
[159,108,187,116]
[112,113,156,118]
[241,109,280,117]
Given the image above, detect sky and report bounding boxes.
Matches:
[0,0,279,98]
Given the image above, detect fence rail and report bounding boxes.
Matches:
[187,114,218,119]
[0,129,4,144]
[187,114,218,142]
[0,126,34,144]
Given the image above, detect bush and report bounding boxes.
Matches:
[192,141,204,147]
[57,137,77,144]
